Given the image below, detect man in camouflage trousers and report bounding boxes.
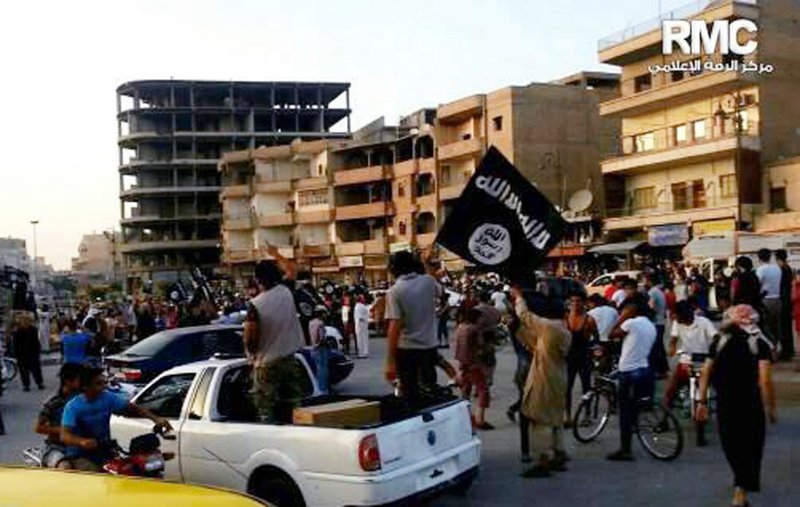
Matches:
[244,253,307,422]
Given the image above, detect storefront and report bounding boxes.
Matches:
[647,223,690,262]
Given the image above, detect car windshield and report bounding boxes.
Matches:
[122,330,178,357]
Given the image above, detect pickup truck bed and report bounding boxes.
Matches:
[111,357,481,507]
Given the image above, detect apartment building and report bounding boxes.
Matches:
[597,0,800,249]
[71,232,122,287]
[117,80,351,291]
[219,112,436,284]
[436,73,620,269]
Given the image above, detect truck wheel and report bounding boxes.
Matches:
[250,469,306,507]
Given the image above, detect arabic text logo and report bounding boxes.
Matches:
[468,223,511,266]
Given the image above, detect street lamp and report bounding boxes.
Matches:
[30,220,39,292]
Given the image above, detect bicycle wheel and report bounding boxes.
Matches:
[1,358,18,382]
[572,390,612,443]
[636,404,684,461]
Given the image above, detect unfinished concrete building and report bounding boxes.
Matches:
[117,80,351,290]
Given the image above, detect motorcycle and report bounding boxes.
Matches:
[23,426,173,478]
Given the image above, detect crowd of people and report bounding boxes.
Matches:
[1,244,795,507]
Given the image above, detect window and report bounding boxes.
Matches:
[188,368,216,420]
[461,133,472,141]
[190,331,243,361]
[217,364,312,422]
[634,74,652,93]
[720,174,738,198]
[693,120,707,140]
[492,116,503,131]
[691,179,707,208]
[398,183,405,198]
[136,374,196,419]
[671,70,685,83]
[770,187,787,212]
[633,187,656,209]
[674,124,688,144]
[672,182,689,210]
[672,180,706,210]
[634,132,655,153]
[298,189,328,207]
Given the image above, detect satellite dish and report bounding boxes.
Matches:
[568,189,594,213]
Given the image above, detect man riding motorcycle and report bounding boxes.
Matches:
[34,363,83,468]
[60,367,172,472]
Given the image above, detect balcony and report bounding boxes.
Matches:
[598,0,759,65]
[417,194,437,211]
[255,181,292,194]
[600,71,759,117]
[364,239,387,255]
[333,165,389,186]
[605,198,738,231]
[295,209,334,224]
[223,215,254,231]
[439,183,466,201]
[393,159,418,178]
[602,122,760,175]
[119,239,218,253]
[221,184,253,199]
[257,213,294,227]
[438,95,484,124]
[419,157,436,174]
[224,250,255,264]
[335,202,393,221]
[121,213,223,225]
[295,176,329,190]
[438,137,483,161]
[298,244,332,258]
[336,242,365,256]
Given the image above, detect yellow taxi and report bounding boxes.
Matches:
[0,467,271,507]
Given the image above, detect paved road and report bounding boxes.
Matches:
[1,340,798,506]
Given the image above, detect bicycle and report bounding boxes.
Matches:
[573,346,684,461]
[673,350,714,446]
[1,356,18,383]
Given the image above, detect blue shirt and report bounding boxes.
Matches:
[61,332,91,364]
[61,390,129,459]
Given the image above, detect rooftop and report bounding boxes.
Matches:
[598,0,757,51]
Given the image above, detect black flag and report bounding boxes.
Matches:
[435,146,567,284]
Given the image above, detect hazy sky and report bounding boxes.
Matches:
[0,0,690,269]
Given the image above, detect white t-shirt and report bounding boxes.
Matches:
[611,288,627,308]
[491,291,509,313]
[619,316,656,372]
[588,306,619,342]
[670,315,717,355]
[756,263,782,299]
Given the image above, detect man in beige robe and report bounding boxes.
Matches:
[512,288,572,478]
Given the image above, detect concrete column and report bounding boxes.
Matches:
[170,84,175,108]
[346,89,351,133]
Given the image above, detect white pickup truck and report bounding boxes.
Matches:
[110,357,480,507]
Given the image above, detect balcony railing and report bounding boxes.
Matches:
[607,195,738,219]
[612,116,759,159]
[598,0,758,51]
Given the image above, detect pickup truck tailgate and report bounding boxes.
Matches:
[376,400,474,473]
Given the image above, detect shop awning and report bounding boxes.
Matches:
[588,241,646,255]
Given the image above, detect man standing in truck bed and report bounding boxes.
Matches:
[384,251,442,405]
[244,251,307,422]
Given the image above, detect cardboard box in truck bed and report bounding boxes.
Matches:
[293,399,381,427]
